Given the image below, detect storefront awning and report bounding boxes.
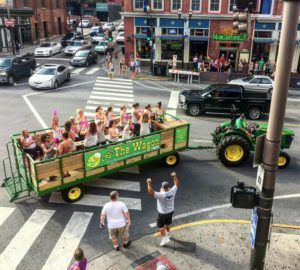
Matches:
[253,38,274,44]
[254,22,276,30]
[160,35,183,40]
[189,19,209,29]
[135,17,158,27]
[160,18,184,28]
[189,36,209,41]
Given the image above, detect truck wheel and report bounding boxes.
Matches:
[278,151,290,169]
[162,153,180,167]
[218,135,250,166]
[247,107,262,120]
[61,185,84,203]
[8,76,14,85]
[187,104,201,116]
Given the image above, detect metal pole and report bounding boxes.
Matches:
[6,4,15,55]
[80,1,84,37]
[182,36,184,69]
[249,1,300,269]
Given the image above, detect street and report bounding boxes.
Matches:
[0,57,300,269]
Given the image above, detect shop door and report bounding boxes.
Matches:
[43,21,48,38]
[58,17,62,35]
[219,50,237,70]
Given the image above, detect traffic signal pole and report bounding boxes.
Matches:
[249,1,300,269]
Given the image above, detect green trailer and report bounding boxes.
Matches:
[2,114,191,203]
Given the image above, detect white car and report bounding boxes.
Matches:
[228,75,274,92]
[116,32,124,44]
[79,20,92,28]
[64,40,90,56]
[34,42,62,57]
[29,64,70,89]
[117,22,124,32]
[91,33,105,43]
[95,41,109,54]
[103,22,115,31]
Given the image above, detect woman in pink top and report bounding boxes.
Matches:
[51,115,62,146]
[70,248,87,270]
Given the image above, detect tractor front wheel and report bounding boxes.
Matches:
[278,151,290,169]
[218,135,250,166]
[162,153,180,167]
[61,185,84,203]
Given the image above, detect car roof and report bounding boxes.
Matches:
[42,64,60,68]
[252,75,272,79]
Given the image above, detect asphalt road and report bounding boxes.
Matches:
[0,63,299,269]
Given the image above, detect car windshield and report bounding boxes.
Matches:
[96,33,103,37]
[36,67,56,75]
[40,43,51,47]
[242,76,254,82]
[91,27,99,31]
[0,58,12,67]
[75,51,89,57]
[99,41,107,46]
[201,85,217,95]
[69,41,82,46]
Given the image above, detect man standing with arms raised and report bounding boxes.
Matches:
[146,172,180,247]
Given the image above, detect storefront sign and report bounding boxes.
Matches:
[175,126,188,144]
[84,134,161,171]
[211,33,247,41]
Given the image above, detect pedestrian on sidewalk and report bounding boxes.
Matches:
[134,56,141,77]
[129,57,135,79]
[69,247,87,270]
[108,60,114,80]
[15,41,20,54]
[119,56,126,77]
[146,172,180,247]
[100,191,131,251]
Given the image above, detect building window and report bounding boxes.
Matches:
[209,0,221,12]
[134,0,144,9]
[162,28,183,35]
[152,0,163,10]
[254,31,272,38]
[56,0,61,9]
[41,0,46,8]
[161,40,183,60]
[228,0,237,12]
[260,0,273,15]
[136,39,151,59]
[23,0,30,7]
[190,29,209,36]
[136,27,149,35]
[172,0,182,11]
[191,0,201,11]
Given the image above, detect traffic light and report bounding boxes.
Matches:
[108,32,113,42]
[233,5,250,34]
[146,28,152,42]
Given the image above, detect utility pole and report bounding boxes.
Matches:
[249,1,300,269]
[79,0,84,36]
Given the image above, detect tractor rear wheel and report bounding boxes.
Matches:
[218,135,250,166]
[61,185,84,203]
[278,151,290,169]
[162,153,180,167]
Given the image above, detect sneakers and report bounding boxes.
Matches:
[166,232,172,240]
[114,246,120,251]
[159,236,170,247]
[123,240,131,248]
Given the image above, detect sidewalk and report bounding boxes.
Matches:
[88,220,300,270]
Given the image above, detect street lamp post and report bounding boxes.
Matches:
[177,8,192,69]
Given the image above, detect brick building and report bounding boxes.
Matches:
[123,0,300,72]
[0,0,67,52]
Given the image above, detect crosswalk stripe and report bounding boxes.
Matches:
[91,91,133,97]
[93,87,133,93]
[84,112,96,117]
[87,100,132,107]
[85,67,100,75]
[85,178,140,191]
[49,193,142,210]
[97,77,132,82]
[94,83,133,89]
[72,67,86,74]
[0,207,15,226]
[0,209,55,270]
[95,80,133,86]
[41,212,93,270]
[90,95,134,102]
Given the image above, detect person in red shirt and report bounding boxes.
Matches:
[219,54,226,72]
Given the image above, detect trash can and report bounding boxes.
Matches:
[153,63,167,76]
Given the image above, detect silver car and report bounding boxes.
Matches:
[64,40,90,56]
[228,75,274,92]
[29,64,70,89]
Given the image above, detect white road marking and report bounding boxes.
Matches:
[0,209,55,269]
[71,67,86,74]
[97,77,132,82]
[133,81,171,92]
[49,193,142,210]
[93,87,133,93]
[146,80,173,91]
[23,95,48,128]
[36,57,69,61]
[42,212,93,270]
[91,91,133,97]
[85,178,140,192]
[166,90,180,116]
[85,67,100,75]
[0,207,15,226]
[84,111,96,117]
[166,109,177,116]
[94,82,133,88]
[89,95,134,102]
[87,100,132,106]
[287,98,300,102]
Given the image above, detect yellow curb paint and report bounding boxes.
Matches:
[153,219,300,237]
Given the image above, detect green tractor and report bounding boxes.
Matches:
[212,111,295,169]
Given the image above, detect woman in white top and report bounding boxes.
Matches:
[83,122,98,148]
[52,115,62,145]
[105,106,115,130]
[96,120,107,145]
[119,105,128,130]
[122,120,132,141]
[20,130,43,160]
[140,114,150,136]
[131,103,141,136]
[108,120,119,142]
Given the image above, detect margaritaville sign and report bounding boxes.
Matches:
[84,134,161,171]
[211,33,248,41]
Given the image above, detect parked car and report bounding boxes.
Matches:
[29,64,70,89]
[34,42,62,57]
[79,20,92,28]
[95,41,109,54]
[61,32,83,47]
[179,84,271,120]
[64,40,90,56]
[89,26,103,36]
[103,22,115,31]
[0,56,36,85]
[228,75,274,92]
[70,50,98,67]
[91,32,105,43]
[116,31,124,44]
[117,22,124,32]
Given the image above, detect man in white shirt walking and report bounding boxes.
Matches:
[146,172,180,247]
[100,191,131,251]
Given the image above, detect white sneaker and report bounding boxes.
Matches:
[166,232,172,240]
[159,237,170,247]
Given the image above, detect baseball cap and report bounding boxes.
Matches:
[161,181,169,189]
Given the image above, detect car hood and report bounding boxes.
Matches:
[65,46,81,51]
[35,47,52,52]
[228,79,246,85]
[0,67,10,72]
[30,74,55,81]
[72,56,86,61]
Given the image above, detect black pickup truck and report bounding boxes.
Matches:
[179,84,271,120]
[0,55,37,85]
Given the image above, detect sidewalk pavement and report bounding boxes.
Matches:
[88,220,300,270]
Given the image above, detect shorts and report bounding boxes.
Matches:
[157,211,174,228]
[109,226,129,239]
